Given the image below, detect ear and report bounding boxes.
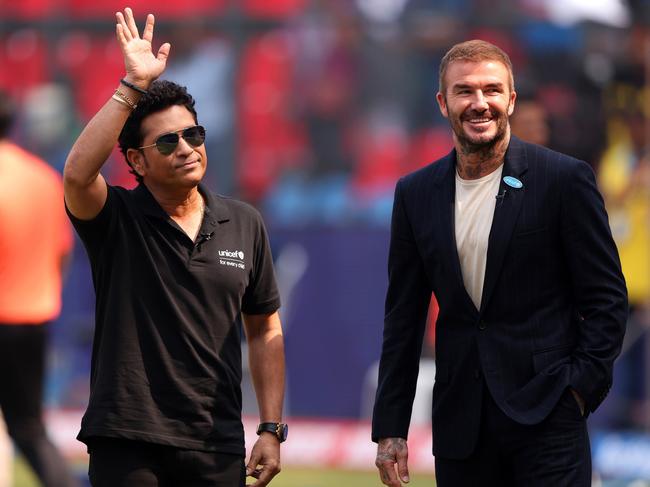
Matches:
[436,92,449,118]
[126,148,146,177]
[507,90,517,116]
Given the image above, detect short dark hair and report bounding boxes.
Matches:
[118,80,198,184]
[438,39,514,95]
[0,90,15,140]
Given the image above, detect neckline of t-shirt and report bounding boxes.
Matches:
[455,163,504,186]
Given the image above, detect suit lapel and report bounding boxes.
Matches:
[479,136,529,313]
[433,150,479,313]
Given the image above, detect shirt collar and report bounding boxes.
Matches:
[133,183,231,225]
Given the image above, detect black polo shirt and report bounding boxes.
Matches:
[67,183,280,455]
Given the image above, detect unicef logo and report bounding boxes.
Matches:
[218,249,246,269]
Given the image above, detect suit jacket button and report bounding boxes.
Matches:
[478,320,486,330]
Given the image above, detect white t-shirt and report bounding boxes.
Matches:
[454,164,504,310]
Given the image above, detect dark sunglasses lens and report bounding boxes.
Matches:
[155,133,180,155]
[183,126,206,148]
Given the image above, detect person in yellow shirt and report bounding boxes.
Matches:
[600,112,650,305]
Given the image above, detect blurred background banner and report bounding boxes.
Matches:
[2,0,650,484]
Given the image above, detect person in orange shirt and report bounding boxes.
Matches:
[0,90,77,487]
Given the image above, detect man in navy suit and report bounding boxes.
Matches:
[372,40,628,487]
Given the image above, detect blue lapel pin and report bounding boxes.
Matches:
[503,176,523,189]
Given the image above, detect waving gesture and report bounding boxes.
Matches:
[115,7,170,88]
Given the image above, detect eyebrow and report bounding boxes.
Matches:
[451,82,505,91]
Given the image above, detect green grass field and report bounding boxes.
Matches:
[14,458,436,486]
[269,468,435,486]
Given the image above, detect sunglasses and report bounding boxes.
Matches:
[138,125,206,155]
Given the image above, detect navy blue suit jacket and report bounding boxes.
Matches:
[372,136,628,459]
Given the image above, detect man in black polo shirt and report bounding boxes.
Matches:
[63,8,286,486]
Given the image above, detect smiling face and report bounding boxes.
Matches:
[127,104,207,190]
[436,60,516,153]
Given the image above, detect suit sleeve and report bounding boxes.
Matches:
[561,160,628,412]
[372,179,431,442]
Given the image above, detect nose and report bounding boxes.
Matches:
[176,134,195,155]
[471,91,489,111]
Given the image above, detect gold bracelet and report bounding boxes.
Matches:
[112,89,137,110]
[111,93,133,109]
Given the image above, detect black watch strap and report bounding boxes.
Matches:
[256,422,288,443]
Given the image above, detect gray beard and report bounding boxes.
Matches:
[453,121,509,179]
[457,130,505,159]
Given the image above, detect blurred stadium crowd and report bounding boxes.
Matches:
[2,0,650,483]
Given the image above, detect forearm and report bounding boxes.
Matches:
[372,315,427,440]
[64,9,169,219]
[63,84,141,188]
[243,312,286,422]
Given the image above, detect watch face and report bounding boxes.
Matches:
[278,423,288,442]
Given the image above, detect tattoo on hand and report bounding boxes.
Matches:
[380,469,389,482]
[377,438,407,461]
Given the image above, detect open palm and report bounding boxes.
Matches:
[115,7,170,85]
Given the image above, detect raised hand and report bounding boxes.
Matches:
[115,7,170,88]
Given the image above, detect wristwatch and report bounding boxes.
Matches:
[256,422,288,443]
